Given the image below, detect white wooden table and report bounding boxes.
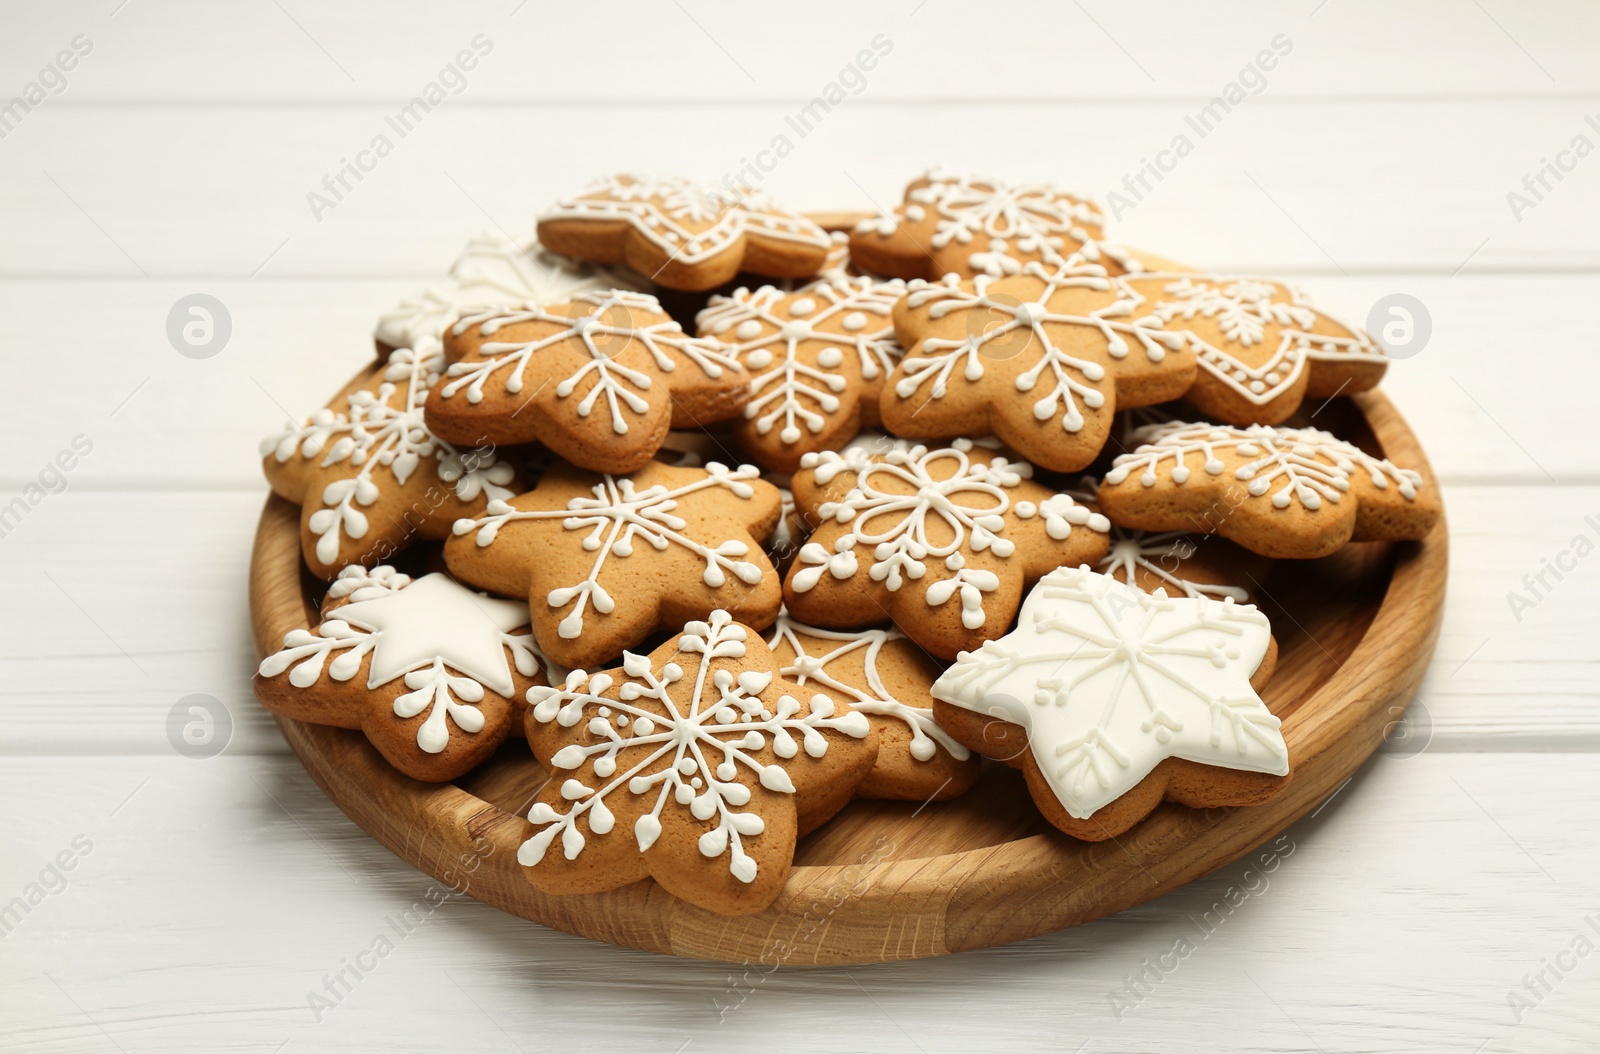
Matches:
[3,2,1598,1049]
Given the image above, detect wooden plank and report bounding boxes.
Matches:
[1,752,1595,1049]
[1,485,1595,756]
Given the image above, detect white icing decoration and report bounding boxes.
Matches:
[519,610,870,883]
[374,233,642,351]
[437,290,740,434]
[541,175,831,267]
[931,567,1287,819]
[1135,275,1386,406]
[1066,476,1249,603]
[451,463,766,639]
[855,169,1141,276]
[894,262,1185,433]
[1103,421,1422,512]
[259,344,517,565]
[790,439,1106,629]
[257,568,540,755]
[697,277,906,445]
[768,611,969,764]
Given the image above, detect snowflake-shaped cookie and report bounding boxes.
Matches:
[850,170,1141,281]
[784,438,1111,659]
[538,175,833,292]
[446,459,783,668]
[254,566,547,782]
[881,261,1196,472]
[423,290,749,474]
[519,609,879,915]
[374,232,643,354]
[260,344,521,579]
[696,276,908,471]
[1098,421,1442,559]
[1125,272,1388,425]
[931,566,1289,841]
[767,610,981,801]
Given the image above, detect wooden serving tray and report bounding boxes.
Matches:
[248,220,1447,963]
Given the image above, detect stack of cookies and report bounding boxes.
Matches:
[254,170,1442,916]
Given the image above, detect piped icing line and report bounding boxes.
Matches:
[520,610,870,884]
[1068,477,1250,603]
[451,462,766,640]
[257,567,541,754]
[931,566,1287,819]
[1104,420,1422,513]
[767,611,971,764]
[259,343,517,564]
[540,175,832,267]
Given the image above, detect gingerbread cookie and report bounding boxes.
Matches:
[538,175,833,292]
[850,170,1142,281]
[261,344,522,580]
[1098,421,1442,559]
[767,610,980,801]
[519,610,879,915]
[880,262,1196,472]
[445,459,782,669]
[1125,273,1387,425]
[784,438,1112,660]
[374,233,643,356]
[424,290,749,474]
[696,276,907,471]
[931,566,1288,841]
[255,566,547,782]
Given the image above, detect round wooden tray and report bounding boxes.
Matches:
[249,387,1445,965]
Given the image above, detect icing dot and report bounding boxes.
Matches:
[842,312,868,332]
[789,297,817,317]
[780,321,812,341]
[1015,501,1037,518]
[817,347,843,368]
[735,320,763,341]
[747,349,773,369]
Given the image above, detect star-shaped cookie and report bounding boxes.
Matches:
[260,344,522,580]
[1098,420,1443,559]
[931,566,1288,841]
[538,175,834,292]
[784,438,1112,659]
[254,566,547,782]
[880,261,1196,472]
[424,290,748,474]
[445,459,783,669]
[519,610,879,915]
[696,276,908,471]
[850,170,1142,281]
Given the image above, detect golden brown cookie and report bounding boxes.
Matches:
[931,566,1289,842]
[537,175,833,292]
[881,263,1197,472]
[1125,273,1387,425]
[445,460,782,669]
[784,438,1112,660]
[519,610,879,915]
[260,345,522,580]
[1098,420,1443,559]
[424,291,748,474]
[850,170,1142,281]
[696,276,907,472]
[254,566,547,782]
[766,611,981,801]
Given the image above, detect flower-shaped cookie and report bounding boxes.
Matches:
[1125,272,1387,425]
[374,232,643,355]
[882,262,1196,472]
[696,276,908,471]
[850,170,1142,281]
[424,290,748,474]
[931,567,1288,841]
[1099,421,1442,559]
[538,175,834,292]
[260,344,521,580]
[767,610,980,801]
[519,610,879,915]
[784,438,1111,659]
[445,460,782,668]
[255,566,547,782]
